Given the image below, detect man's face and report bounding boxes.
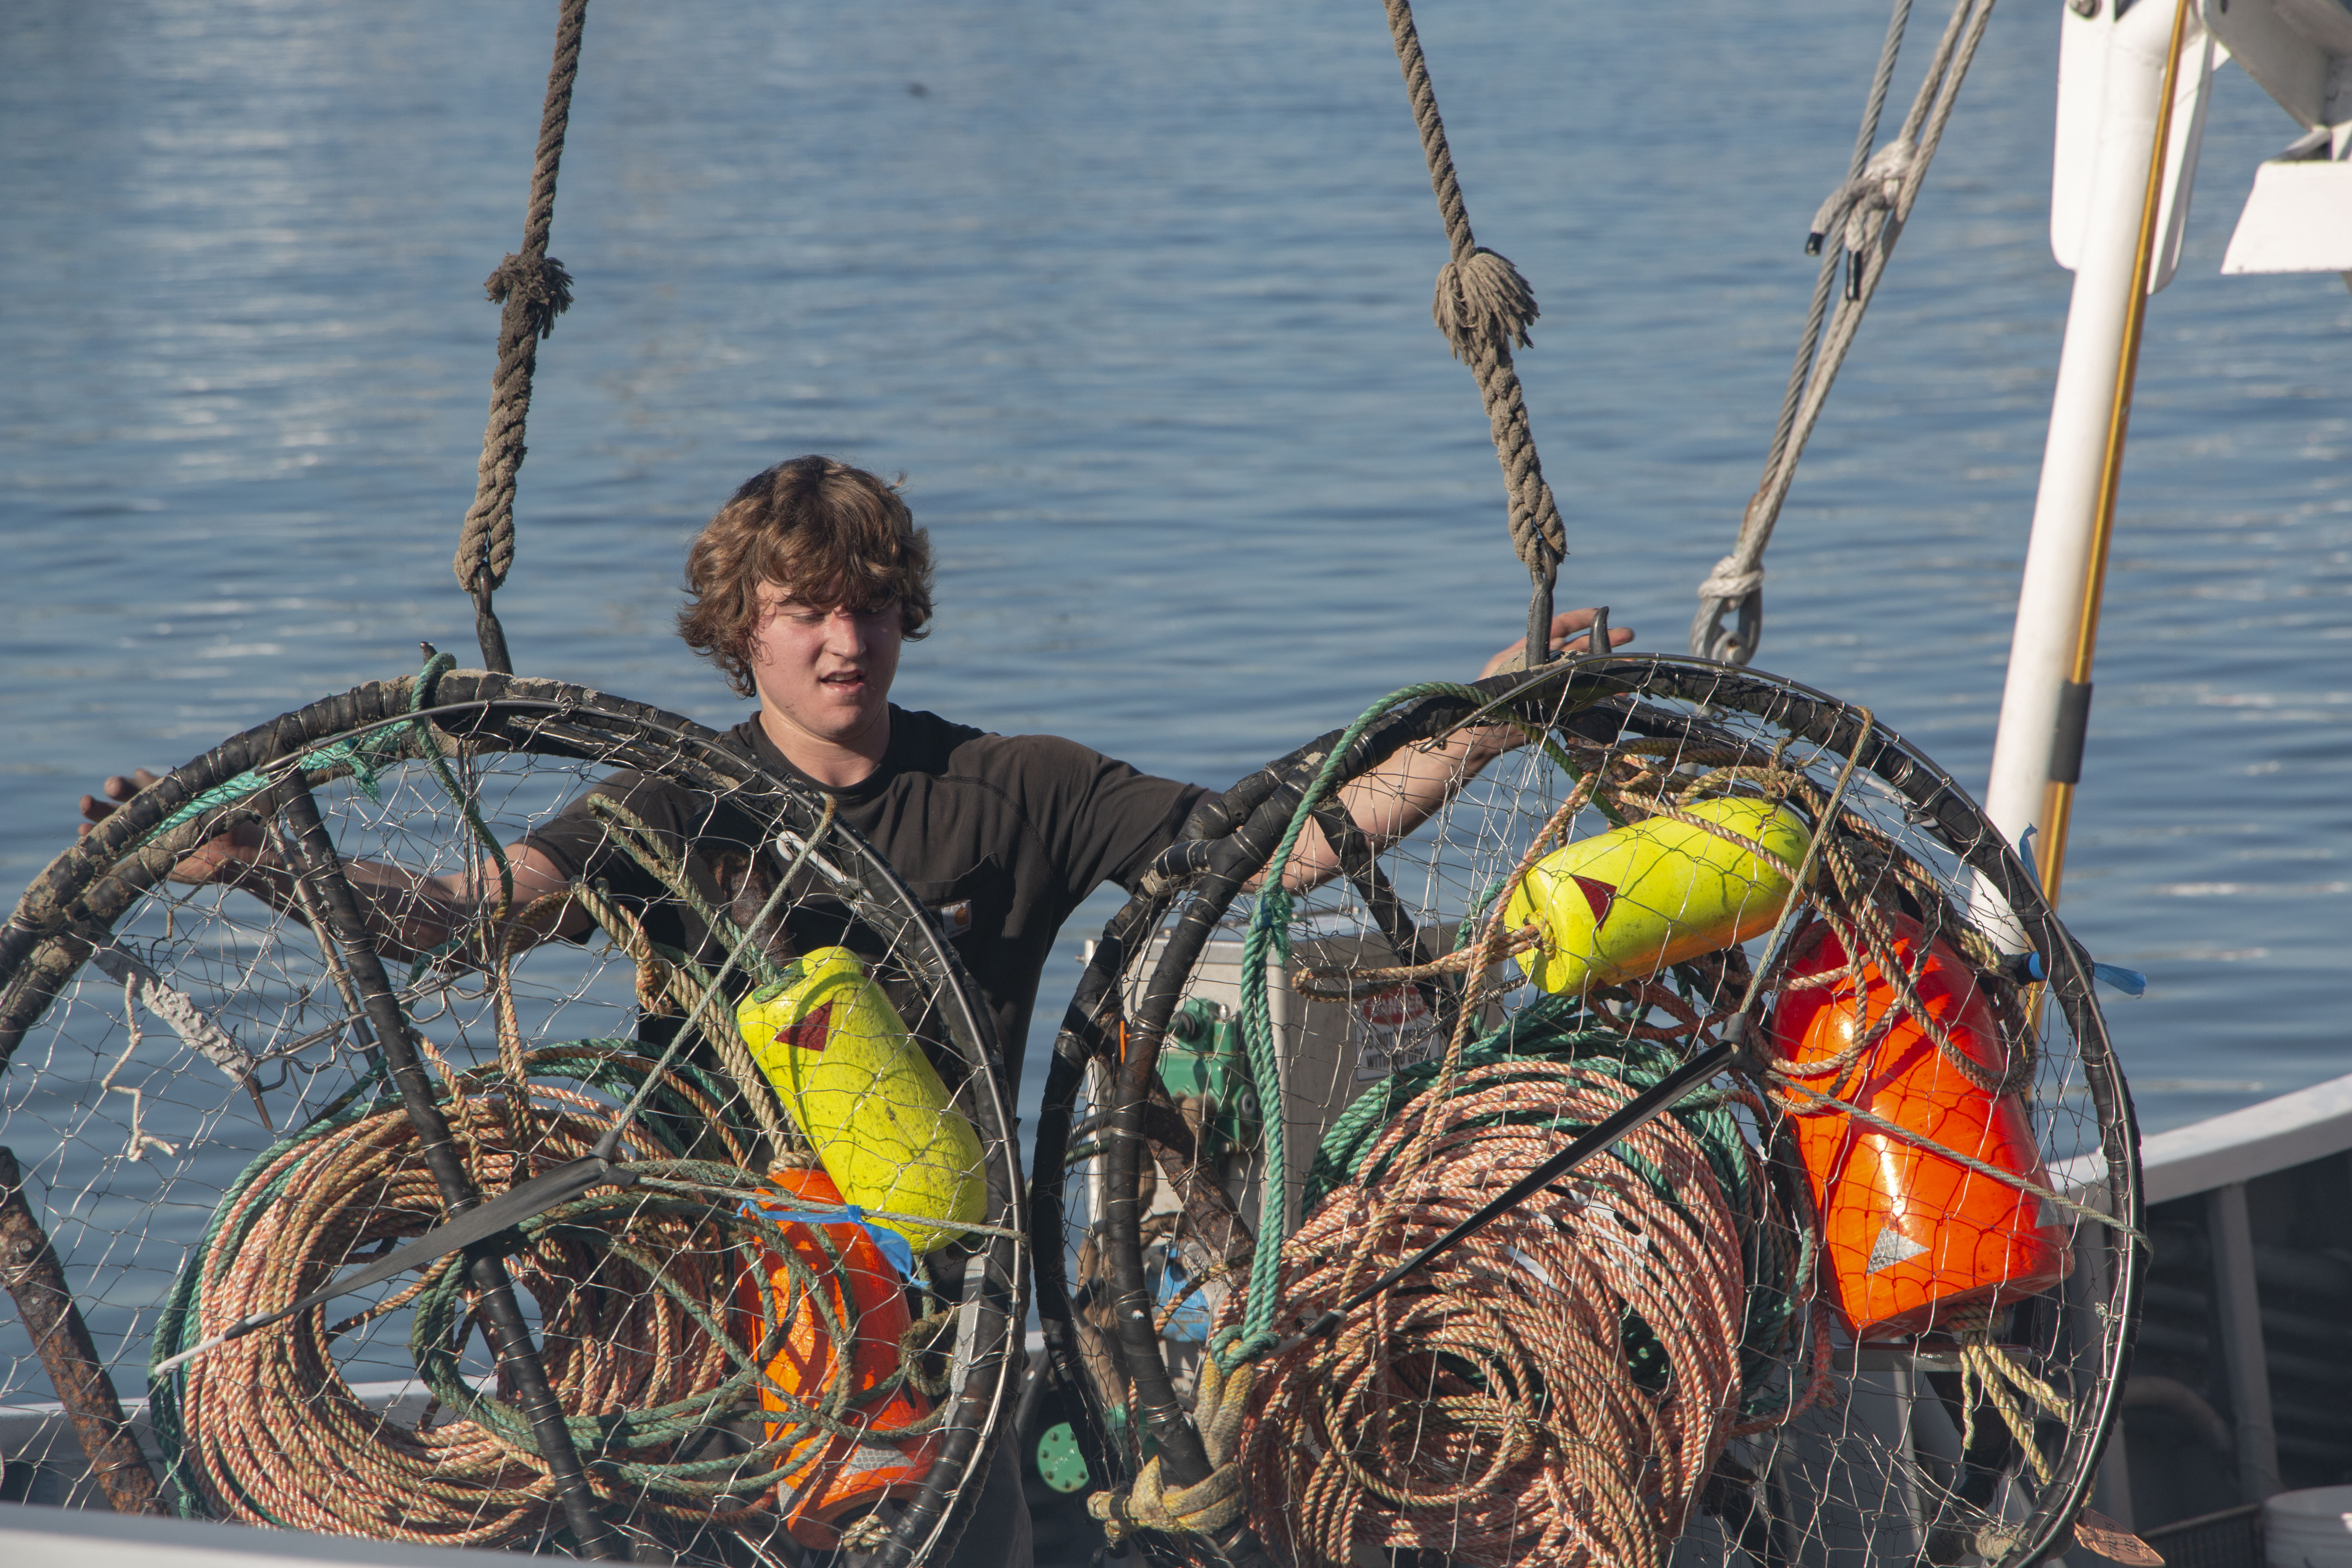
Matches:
[747,582,902,754]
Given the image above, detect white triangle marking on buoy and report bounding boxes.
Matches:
[1867,1223,1929,1274]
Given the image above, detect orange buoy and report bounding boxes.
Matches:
[736,1167,939,1546]
[1769,912,2070,1341]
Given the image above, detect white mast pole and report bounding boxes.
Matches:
[1978,0,2209,938]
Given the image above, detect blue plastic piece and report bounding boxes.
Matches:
[1154,1257,1215,1342]
[2090,962,2147,997]
[735,1197,917,1280]
[2015,949,2146,998]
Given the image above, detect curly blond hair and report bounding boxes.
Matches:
[677,456,934,697]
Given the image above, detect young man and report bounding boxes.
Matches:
[84,455,1629,1086]
[80,454,1630,1565]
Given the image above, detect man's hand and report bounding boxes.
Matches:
[1479,609,1635,682]
[1271,609,1636,890]
[1458,609,1635,770]
[79,769,264,886]
[75,769,582,960]
[78,770,161,835]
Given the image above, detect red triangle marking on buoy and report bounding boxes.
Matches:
[1571,874,1617,926]
[787,1001,834,1054]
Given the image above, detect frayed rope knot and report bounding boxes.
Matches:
[484,253,575,341]
[1086,1357,1255,1541]
[837,1511,894,1550]
[1433,247,1538,363]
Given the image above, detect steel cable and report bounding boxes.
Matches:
[1691,0,2000,665]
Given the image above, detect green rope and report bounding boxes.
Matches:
[400,650,517,921]
[147,652,455,845]
[1219,676,1605,1368]
[1225,679,1507,1369]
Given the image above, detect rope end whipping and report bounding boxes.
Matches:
[483,253,575,341]
[1432,246,1539,363]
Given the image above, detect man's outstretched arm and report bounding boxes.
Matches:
[1277,609,1632,890]
[78,775,588,962]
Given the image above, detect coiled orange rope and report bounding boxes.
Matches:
[159,1051,844,1550]
[1216,1055,1769,1568]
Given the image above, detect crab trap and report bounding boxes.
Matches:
[0,670,1027,1566]
[1028,655,2142,1568]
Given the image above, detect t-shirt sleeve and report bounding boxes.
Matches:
[516,769,710,903]
[1011,737,1207,898]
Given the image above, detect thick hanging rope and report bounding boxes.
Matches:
[1381,0,1568,658]
[1691,0,1997,665]
[454,0,589,675]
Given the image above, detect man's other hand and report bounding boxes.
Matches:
[1479,608,1635,680]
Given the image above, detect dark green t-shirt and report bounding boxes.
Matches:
[520,705,1204,1083]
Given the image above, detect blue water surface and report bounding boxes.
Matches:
[3,0,2347,1138]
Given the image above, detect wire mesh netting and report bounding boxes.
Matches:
[0,671,1026,1566]
[1032,655,2140,1568]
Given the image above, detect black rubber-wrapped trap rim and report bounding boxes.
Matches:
[0,669,1029,1568]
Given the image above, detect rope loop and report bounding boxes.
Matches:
[484,253,576,342]
[1691,484,1781,663]
[1432,246,1539,363]
[1086,1351,1255,1540]
[1808,137,1916,297]
[1693,549,1767,665]
[1696,554,1764,604]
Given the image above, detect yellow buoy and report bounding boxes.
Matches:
[1502,796,1811,996]
[736,947,986,1254]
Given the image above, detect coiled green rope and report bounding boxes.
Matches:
[1223,677,1591,1370]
